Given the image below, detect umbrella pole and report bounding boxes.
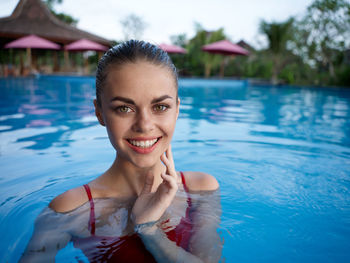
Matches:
[205,62,212,78]
[53,51,59,72]
[20,51,24,76]
[84,56,89,75]
[64,50,70,71]
[219,59,225,78]
[26,47,32,72]
[219,56,231,78]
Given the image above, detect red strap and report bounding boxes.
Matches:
[180,172,192,208]
[180,171,188,192]
[83,184,95,235]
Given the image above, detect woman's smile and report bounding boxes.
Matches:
[125,136,162,154]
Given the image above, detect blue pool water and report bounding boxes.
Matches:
[0,76,350,262]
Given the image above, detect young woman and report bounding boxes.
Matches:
[20,40,222,262]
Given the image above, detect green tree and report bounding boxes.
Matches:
[186,23,227,77]
[43,0,78,25]
[169,34,189,75]
[120,14,147,40]
[170,33,187,48]
[259,18,294,84]
[226,50,273,80]
[293,0,350,84]
[44,0,62,9]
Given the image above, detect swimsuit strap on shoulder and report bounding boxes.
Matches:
[180,171,189,192]
[83,184,96,235]
[180,172,192,208]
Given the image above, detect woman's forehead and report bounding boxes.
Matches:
[105,62,177,94]
[107,60,173,78]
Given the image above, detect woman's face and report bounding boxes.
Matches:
[95,60,179,168]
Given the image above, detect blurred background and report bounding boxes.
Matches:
[1,1,350,262]
[0,0,349,87]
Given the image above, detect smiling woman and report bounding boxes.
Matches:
[96,60,179,166]
[19,40,222,262]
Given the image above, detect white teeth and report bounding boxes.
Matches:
[129,138,158,148]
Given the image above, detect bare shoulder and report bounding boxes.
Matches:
[49,186,88,213]
[182,171,219,192]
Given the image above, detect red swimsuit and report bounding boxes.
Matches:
[72,172,193,263]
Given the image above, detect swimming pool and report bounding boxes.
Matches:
[0,76,349,262]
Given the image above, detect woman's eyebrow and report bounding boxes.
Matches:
[110,96,135,104]
[110,95,173,104]
[151,95,173,104]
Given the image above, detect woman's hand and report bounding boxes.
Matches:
[131,145,178,225]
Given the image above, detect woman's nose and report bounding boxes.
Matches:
[132,110,154,133]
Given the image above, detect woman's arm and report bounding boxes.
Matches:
[19,207,71,263]
[131,145,222,262]
[137,223,203,263]
[136,189,222,263]
[187,189,223,262]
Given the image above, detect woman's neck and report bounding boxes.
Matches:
[103,154,166,197]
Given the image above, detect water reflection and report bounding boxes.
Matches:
[1,77,350,262]
[178,80,350,146]
[1,77,350,152]
[0,76,97,151]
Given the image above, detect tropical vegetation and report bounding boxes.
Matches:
[0,0,349,87]
[170,0,350,87]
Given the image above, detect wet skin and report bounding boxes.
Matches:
[95,61,179,169]
[94,61,180,224]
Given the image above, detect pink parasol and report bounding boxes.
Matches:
[64,39,109,74]
[202,40,249,56]
[159,43,187,54]
[202,40,249,77]
[5,35,60,72]
[4,34,60,49]
[65,39,109,52]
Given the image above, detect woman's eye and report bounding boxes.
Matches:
[117,106,132,113]
[153,104,168,112]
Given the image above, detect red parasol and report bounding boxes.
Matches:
[4,34,60,71]
[159,43,187,54]
[202,40,249,56]
[4,34,61,49]
[64,39,109,74]
[65,39,109,52]
[202,40,249,77]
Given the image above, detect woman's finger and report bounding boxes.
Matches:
[160,173,178,190]
[160,153,176,178]
[165,144,174,164]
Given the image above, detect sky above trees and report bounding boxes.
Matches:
[0,0,314,48]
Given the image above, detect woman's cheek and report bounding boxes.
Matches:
[105,119,124,150]
[163,119,177,141]
[105,127,119,150]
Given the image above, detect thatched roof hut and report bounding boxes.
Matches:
[237,40,254,51]
[0,0,111,47]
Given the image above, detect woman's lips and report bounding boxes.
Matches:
[125,137,162,154]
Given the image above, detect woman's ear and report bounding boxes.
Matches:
[93,99,105,126]
[176,98,180,120]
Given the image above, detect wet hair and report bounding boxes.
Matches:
[95,40,178,107]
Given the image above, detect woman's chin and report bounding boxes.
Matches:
[132,160,159,170]
[126,153,161,169]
